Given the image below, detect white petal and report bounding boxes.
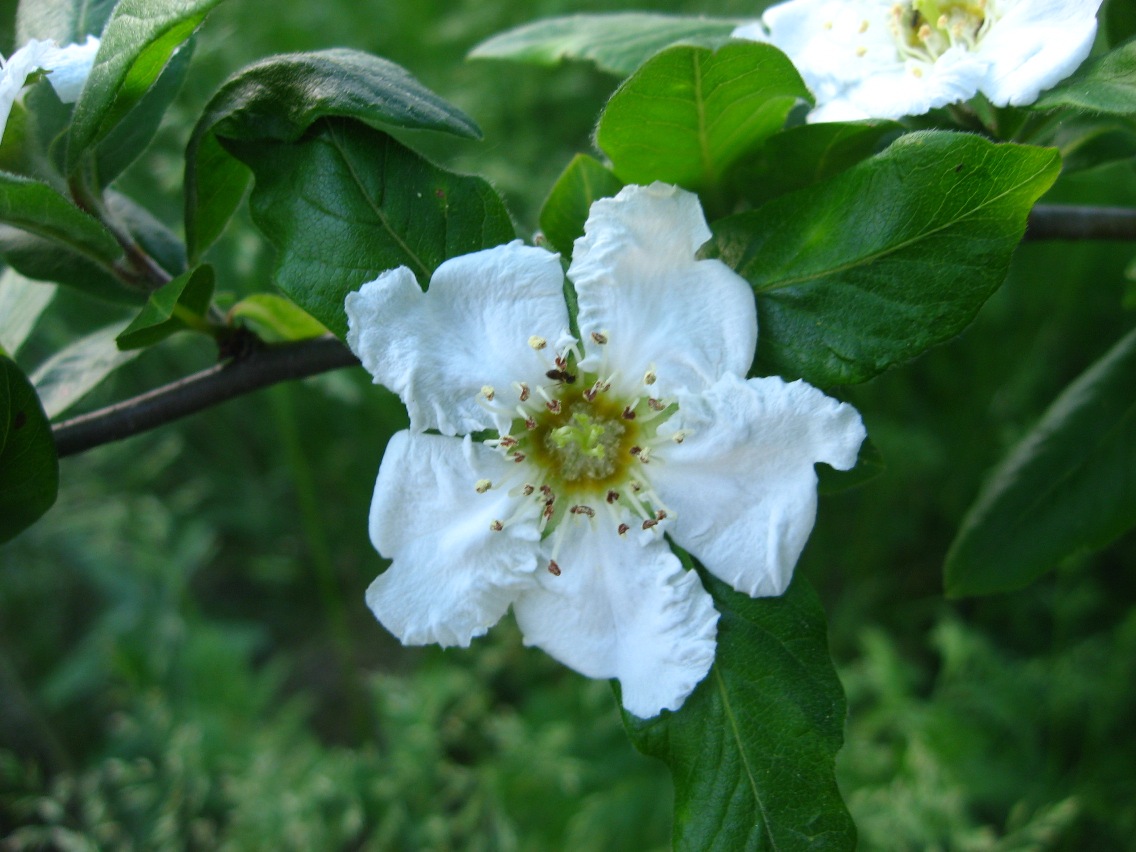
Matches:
[651,373,865,598]
[0,40,54,140]
[365,431,542,647]
[978,0,1101,106]
[570,183,756,399]
[345,242,569,435]
[39,35,99,103]
[513,520,718,718]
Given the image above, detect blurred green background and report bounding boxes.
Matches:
[2,0,1136,848]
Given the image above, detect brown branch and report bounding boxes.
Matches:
[1025,204,1136,241]
[52,336,359,458]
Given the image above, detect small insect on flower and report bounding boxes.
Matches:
[346,182,865,718]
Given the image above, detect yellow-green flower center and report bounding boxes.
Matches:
[891,0,990,62]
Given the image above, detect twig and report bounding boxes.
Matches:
[52,336,359,458]
[1026,204,1136,241]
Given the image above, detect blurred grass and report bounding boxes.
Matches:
[2,0,1136,848]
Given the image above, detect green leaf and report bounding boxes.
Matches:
[93,36,195,186]
[735,120,904,206]
[229,294,328,343]
[945,327,1136,597]
[469,13,742,77]
[538,154,624,257]
[16,0,117,44]
[596,43,809,197]
[0,171,122,266]
[0,268,56,357]
[1032,37,1136,115]
[116,265,214,350]
[30,320,140,418]
[0,225,138,303]
[185,49,483,261]
[66,0,225,170]
[709,132,1061,387]
[0,354,58,543]
[225,118,515,339]
[623,563,854,852]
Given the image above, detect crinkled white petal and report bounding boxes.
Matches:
[366,431,542,647]
[570,183,756,399]
[513,519,718,718]
[651,373,865,598]
[978,0,1101,106]
[345,242,570,435]
[39,35,99,103]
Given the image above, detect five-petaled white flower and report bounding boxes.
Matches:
[346,183,866,718]
[0,36,100,143]
[734,0,1102,122]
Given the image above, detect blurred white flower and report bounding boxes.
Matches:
[346,183,866,718]
[734,0,1102,121]
[0,35,99,142]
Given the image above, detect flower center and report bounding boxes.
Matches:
[474,336,684,569]
[890,0,992,63]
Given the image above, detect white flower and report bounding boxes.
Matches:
[733,0,1102,122]
[0,36,99,143]
[346,183,866,718]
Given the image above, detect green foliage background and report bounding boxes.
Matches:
[1,0,1135,848]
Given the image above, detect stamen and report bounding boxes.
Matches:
[622,405,636,420]
[515,382,530,402]
[512,452,526,463]
[617,523,630,536]
[642,518,658,531]
[481,385,495,402]
[547,560,561,576]
[475,479,492,493]
[643,368,657,386]
[647,398,665,412]
[528,335,547,350]
[590,331,608,345]
[606,490,619,504]
[546,399,562,414]
[569,505,595,518]
[489,520,504,532]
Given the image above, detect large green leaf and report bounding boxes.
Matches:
[1033,37,1136,115]
[0,225,138,303]
[945,327,1136,597]
[735,120,904,206]
[710,132,1061,387]
[66,0,225,170]
[538,154,624,257]
[186,49,483,261]
[225,119,515,339]
[596,42,809,196]
[0,355,58,543]
[623,562,854,852]
[469,13,741,77]
[15,0,117,43]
